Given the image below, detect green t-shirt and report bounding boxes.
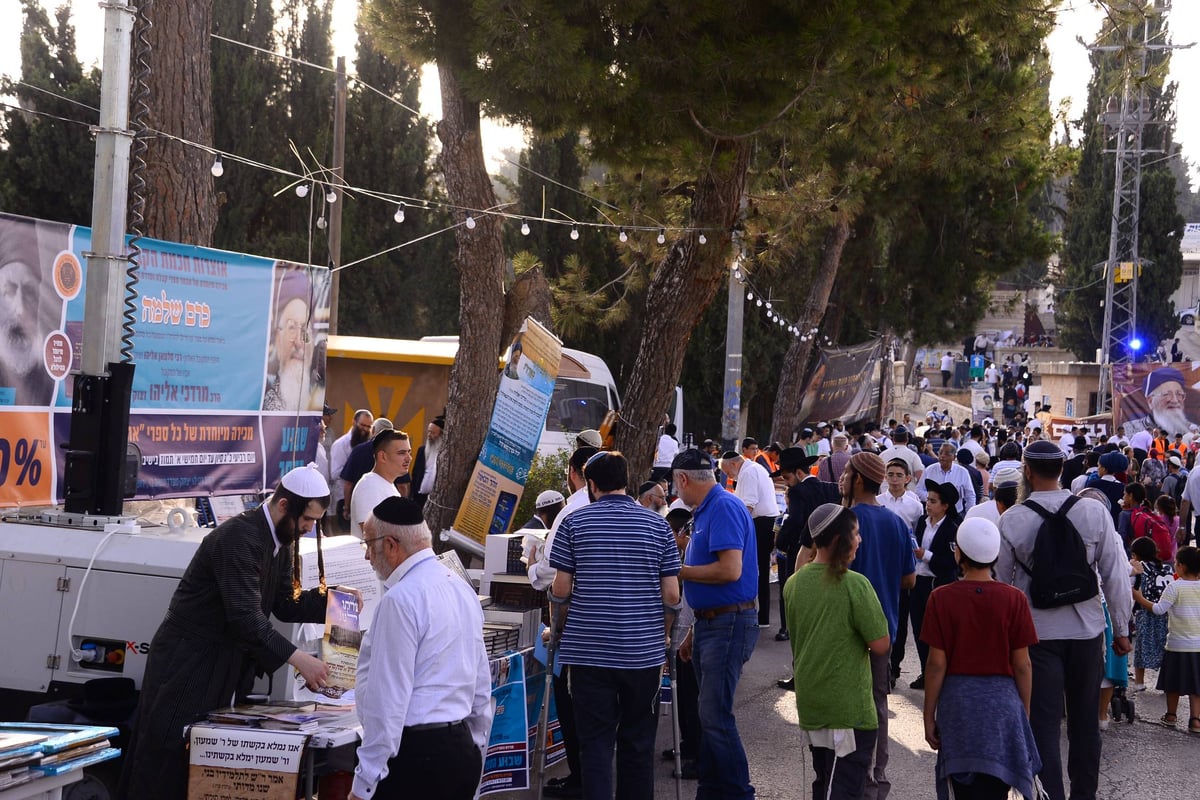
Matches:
[783,562,888,731]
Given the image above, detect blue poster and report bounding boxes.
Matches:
[481,653,529,795]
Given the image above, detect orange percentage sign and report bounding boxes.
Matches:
[14,438,42,486]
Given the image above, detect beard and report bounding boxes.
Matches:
[350,426,368,447]
[0,319,38,375]
[369,547,392,581]
[276,512,299,546]
[1152,406,1192,438]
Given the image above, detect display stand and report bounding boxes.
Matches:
[0,771,81,800]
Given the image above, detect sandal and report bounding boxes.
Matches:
[1159,713,1178,727]
[1189,717,1200,734]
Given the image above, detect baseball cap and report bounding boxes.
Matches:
[671,449,715,471]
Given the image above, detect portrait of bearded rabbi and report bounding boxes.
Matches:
[1134,367,1196,438]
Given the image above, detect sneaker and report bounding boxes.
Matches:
[1099,718,1110,731]
[774,629,790,641]
[909,675,926,690]
[544,777,583,798]
[759,622,772,628]
[1130,682,1147,692]
[777,676,795,691]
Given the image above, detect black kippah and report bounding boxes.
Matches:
[638,481,658,496]
[373,496,424,526]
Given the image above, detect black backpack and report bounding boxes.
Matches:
[1015,495,1099,609]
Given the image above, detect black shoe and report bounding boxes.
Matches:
[661,748,678,762]
[909,675,925,690]
[775,628,789,641]
[544,777,583,798]
[672,760,699,780]
[777,676,795,691]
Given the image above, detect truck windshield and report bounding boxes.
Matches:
[545,378,611,433]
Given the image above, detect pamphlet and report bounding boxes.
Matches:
[320,588,361,697]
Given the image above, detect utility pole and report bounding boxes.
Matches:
[721,236,746,450]
[1095,1,1183,412]
[327,56,347,334]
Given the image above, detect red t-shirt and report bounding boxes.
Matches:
[920,580,1038,676]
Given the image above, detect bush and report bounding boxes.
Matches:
[512,449,571,531]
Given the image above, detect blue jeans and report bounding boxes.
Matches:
[691,608,758,799]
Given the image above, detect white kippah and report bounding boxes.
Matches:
[280,462,330,498]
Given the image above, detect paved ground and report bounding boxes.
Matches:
[521,581,1197,799]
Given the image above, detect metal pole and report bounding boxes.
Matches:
[81,0,137,374]
[327,56,347,334]
[721,250,745,450]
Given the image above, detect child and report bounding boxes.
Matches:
[1130,537,1174,691]
[1133,546,1200,733]
[1155,495,1180,557]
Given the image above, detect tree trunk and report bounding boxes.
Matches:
[612,140,751,487]
[140,0,217,245]
[501,267,553,349]
[769,217,852,444]
[423,62,507,540]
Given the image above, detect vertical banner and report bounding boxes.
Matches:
[796,340,883,427]
[453,318,562,544]
[0,211,329,508]
[187,726,306,800]
[481,653,529,795]
[1111,363,1200,437]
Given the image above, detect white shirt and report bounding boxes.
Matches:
[985,366,999,384]
[964,500,1002,527]
[922,461,976,514]
[962,439,985,458]
[528,485,589,590]
[1182,466,1200,511]
[816,437,831,456]
[877,490,923,531]
[940,354,954,372]
[654,434,680,469]
[350,471,400,539]
[329,431,354,504]
[734,460,780,518]
[1130,429,1153,453]
[353,550,492,799]
[915,516,944,577]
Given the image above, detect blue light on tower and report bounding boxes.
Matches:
[1129,337,1143,353]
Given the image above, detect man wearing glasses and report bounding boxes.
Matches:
[349,429,412,539]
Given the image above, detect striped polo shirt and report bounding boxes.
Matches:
[549,493,682,669]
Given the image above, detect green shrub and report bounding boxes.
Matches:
[512,449,571,531]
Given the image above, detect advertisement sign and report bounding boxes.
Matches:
[453,318,561,544]
[799,340,883,426]
[481,653,529,795]
[0,212,328,508]
[187,726,306,800]
[1111,362,1200,437]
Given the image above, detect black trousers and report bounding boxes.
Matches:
[675,653,700,760]
[941,369,951,387]
[1029,635,1104,800]
[373,721,481,800]
[910,575,935,675]
[950,773,1011,800]
[809,728,876,800]
[776,550,794,633]
[569,665,661,800]
[753,515,775,626]
[553,670,582,782]
[891,588,911,677]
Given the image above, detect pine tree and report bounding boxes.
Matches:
[0,1,100,224]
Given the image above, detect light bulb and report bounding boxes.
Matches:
[316,215,327,230]
[618,228,628,243]
[734,269,743,281]
[765,302,772,310]
[393,202,406,224]
[295,183,309,198]
[326,189,337,203]
[465,215,476,229]
[657,228,666,245]
[210,156,223,177]
[698,233,707,244]
[747,291,754,300]
[756,299,763,308]
[520,220,530,236]
[570,226,579,240]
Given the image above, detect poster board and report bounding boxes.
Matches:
[187,726,306,800]
[453,318,562,545]
[1111,362,1200,437]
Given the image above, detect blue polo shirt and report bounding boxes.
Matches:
[683,483,757,611]
[849,503,917,642]
[549,494,681,669]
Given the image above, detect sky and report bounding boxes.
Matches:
[0,1,1197,186]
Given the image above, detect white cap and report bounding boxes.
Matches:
[535,490,565,509]
[576,429,603,448]
[280,463,330,498]
[1169,455,1183,468]
[956,517,1001,563]
[667,499,690,514]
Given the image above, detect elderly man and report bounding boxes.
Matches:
[351,496,491,800]
[330,409,373,530]
[816,431,852,482]
[349,429,413,539]
[921,442,976,516]
[120,465,345,799]
[720,448,780,628]
[411,416,445,509]
[549,451,681,799]
[637,480,668,513]
[674,449,759,799]
[1135,367,1194,437]
[996,440,1132,800]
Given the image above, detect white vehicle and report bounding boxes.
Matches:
[1179,305,1198,326]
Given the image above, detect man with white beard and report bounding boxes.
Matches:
[411,416,444,510]
[1130,367,1195,438]
[0,239,53,405]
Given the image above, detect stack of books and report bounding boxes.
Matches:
[207,701,324,733]
[0,723,120,781]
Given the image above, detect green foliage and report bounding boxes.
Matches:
[1056,11,1185,360]
[511,449,570,531]
[0,1,99,224]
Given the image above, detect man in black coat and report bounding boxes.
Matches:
[119,465,353,799]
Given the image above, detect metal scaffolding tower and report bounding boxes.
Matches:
[1094,1,1181,412]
